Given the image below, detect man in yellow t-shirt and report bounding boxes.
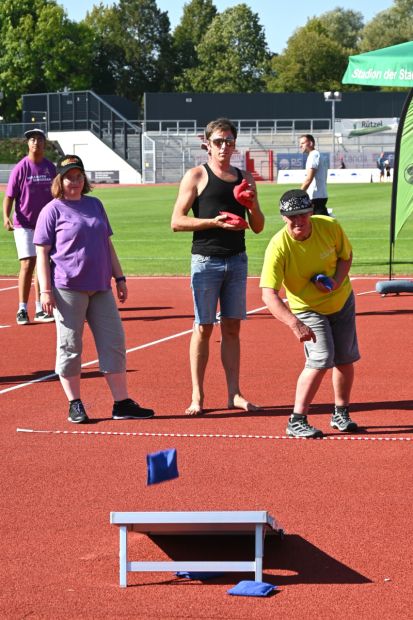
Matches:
[260,189,360,438]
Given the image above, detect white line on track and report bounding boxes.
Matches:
[355,290,376,296]
[0,278,393,394]
[0,305,268,395]
[0,286,18,292]
[16,428,412,442]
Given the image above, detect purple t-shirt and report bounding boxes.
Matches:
[34,196,114,291]
[6,156,56,229]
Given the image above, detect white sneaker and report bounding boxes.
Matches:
[34,311,54,323]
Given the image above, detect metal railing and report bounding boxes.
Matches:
[0,122,47,139]
[143,118,332,136]
[21,91,142,173]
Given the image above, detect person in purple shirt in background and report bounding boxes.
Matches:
[34,155,155,424]
[2,128,56,325]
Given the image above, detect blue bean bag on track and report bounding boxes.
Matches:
[227,580,277,597]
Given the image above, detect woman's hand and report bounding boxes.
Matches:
[116,280,128,303]
[40,291,56,316]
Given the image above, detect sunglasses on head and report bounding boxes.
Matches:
[210,138,235,148]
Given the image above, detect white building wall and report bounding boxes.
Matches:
[48,130,141,184]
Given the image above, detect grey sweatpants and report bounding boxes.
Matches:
[53,288,126,377]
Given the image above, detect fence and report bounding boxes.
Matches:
[22,91,142,173]
[0,113,398,184]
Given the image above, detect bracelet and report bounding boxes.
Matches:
[115,276,126,283]
[40,290,52,294]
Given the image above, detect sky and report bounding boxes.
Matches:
[61,0,394,54]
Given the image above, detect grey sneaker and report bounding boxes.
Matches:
[16,309,29,325]
[286,415,323,439]
[34,310,54,323]
[331,407,358,432]
[68,400,89,424]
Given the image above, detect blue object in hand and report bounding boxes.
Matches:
[311,274,333,290]
[147,448,179,485]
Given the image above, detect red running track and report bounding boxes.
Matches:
[0,276,412,619]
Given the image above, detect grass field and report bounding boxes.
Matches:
[0,182,412,276]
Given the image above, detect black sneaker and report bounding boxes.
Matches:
[68,400,89,424]
[112,398,155,420]
[34,310,54,323]
[331,407,358,432]
[286,415,323,439]
[16,309,29,325]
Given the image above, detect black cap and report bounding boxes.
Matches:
[25,128,46,140]
[279,189,313,215]
[56,155,85,176]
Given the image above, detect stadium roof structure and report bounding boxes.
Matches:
[342,41,413,88]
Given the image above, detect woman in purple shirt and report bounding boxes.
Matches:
[34,155,155,424]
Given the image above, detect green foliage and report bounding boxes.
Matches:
[359,1,413,52]
[267,20,348,92]
[182,4,270,92]
[0,0,92,120]
[0,0,410,117]
[317,7,364,51]
[1,183,411,277]
[85,0,175,102]
[117,0,175,99]
[173,0,218,90]
[84,4,127,95]
[0,138,60,163]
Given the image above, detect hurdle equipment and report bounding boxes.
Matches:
[110,510,282,587]
[376,279,413,295]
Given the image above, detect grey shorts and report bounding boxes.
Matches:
[296,292,360,369]
[53,288,126,377]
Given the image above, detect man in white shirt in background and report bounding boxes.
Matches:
[299,134,329,216]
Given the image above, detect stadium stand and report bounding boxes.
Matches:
[0,90,402,184]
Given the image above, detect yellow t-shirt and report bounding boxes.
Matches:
[260,216,353,314]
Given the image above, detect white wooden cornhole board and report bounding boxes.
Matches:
[110,510,280,587]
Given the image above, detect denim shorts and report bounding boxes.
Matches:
[190,252,248,324]
[296,292,360,369]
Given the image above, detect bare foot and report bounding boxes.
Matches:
[228,394,261,412]
[185,402,204,416]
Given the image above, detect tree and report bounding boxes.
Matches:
[173,0,217,90]
[182,4,270,92]
[0,0,92,120]
[116,0,175,100]
[318,7,364,51]
[359,0,413,52]
[85,0,175,102]
[84,3,126,95]
[266,20,348,92]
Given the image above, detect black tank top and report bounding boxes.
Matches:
[191,164,246,256]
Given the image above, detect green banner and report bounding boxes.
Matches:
[391,90,413,242]
[343,42,413,88]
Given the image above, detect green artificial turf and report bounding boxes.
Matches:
[0,182,411,276]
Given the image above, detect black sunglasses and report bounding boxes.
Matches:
[210,138,235,148]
